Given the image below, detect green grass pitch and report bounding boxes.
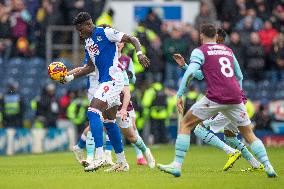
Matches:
[0,145,283,189]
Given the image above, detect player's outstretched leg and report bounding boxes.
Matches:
[104,134,114,166]
[224,133,264,172]
[132,129,147,166]
[238,126,277,177]
[118,117,155,168]
[157,110,202,177]
[193,125,241,171]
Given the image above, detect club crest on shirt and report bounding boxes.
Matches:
[88,44,100,56]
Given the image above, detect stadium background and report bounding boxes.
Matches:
[0,0,284,155]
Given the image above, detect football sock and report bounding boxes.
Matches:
[86,131,95,160]
[116,151,127,163]
[133,129,147,153]
[104,121,124,154]
[87,108,103,148]
[77,133,86,149]
[194,125,236,154]
[250,139,271,167]
[173,134,191,169]
[225,136,261,168]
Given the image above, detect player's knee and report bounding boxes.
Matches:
[224,130,236,137]
[127,134,137,143]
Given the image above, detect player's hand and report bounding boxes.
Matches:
[120,108,127,122]
[60,74,74,84]
[172,54,186,67]
[138,54,150,68]
[177,97,184,114]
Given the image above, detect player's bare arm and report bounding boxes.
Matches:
[120,85,131,122]
[172,54,186,67]
[121,34,150,68]
[67,66,85,75]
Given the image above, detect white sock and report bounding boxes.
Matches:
[116,151,127,163]
[137,153,144,159]
[95,147,104,159]
[105,150,112,156]
[172,161,182,169]
[249,157,261,168]
[223,145,237,154]
[81,133,87,141]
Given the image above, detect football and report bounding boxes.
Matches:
[48,62,67,81]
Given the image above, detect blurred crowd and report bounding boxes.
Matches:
[1,0,284,142]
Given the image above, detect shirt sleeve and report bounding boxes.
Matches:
[182,63,204,80]
[190,48,205,66]
[104,27,125,42]
[128,59,136,84]
[232,54,243,89]
[177,63,201,98]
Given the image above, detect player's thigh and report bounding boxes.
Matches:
[181,109,203,131]
[104,106,118,120]
[237,126,257,143]
[190,96,221,121]
[90,97,108,112]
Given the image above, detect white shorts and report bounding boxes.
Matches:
[203,113,238,134]
[94,66,124,109]
[191,96,251,129]
[87,86,98,103]
[116,114,132,129]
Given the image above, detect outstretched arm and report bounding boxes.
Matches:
[104,27,150,68]
[121,34,150,68]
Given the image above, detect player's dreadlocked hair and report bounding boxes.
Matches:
[200,23,216,38]
[73,12,92,25]
[217,28,226,41]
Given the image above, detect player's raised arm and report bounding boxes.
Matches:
[121,35,150,68]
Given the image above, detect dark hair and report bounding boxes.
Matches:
[73,12,92,25]
[200,23,216,38]
[217,28,226,40]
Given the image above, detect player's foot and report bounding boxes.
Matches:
[72,145,84,164]
[223,150,242,171]
[241,164,264,172]
[157,163,181,177]
[105,162,129,172]
[136,157,147,166]
[264,165,278,178]
[144,148,155,168]
[81,157,93,167]
[84,158,106,172]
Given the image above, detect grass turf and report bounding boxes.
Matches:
[0,145,283,189]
